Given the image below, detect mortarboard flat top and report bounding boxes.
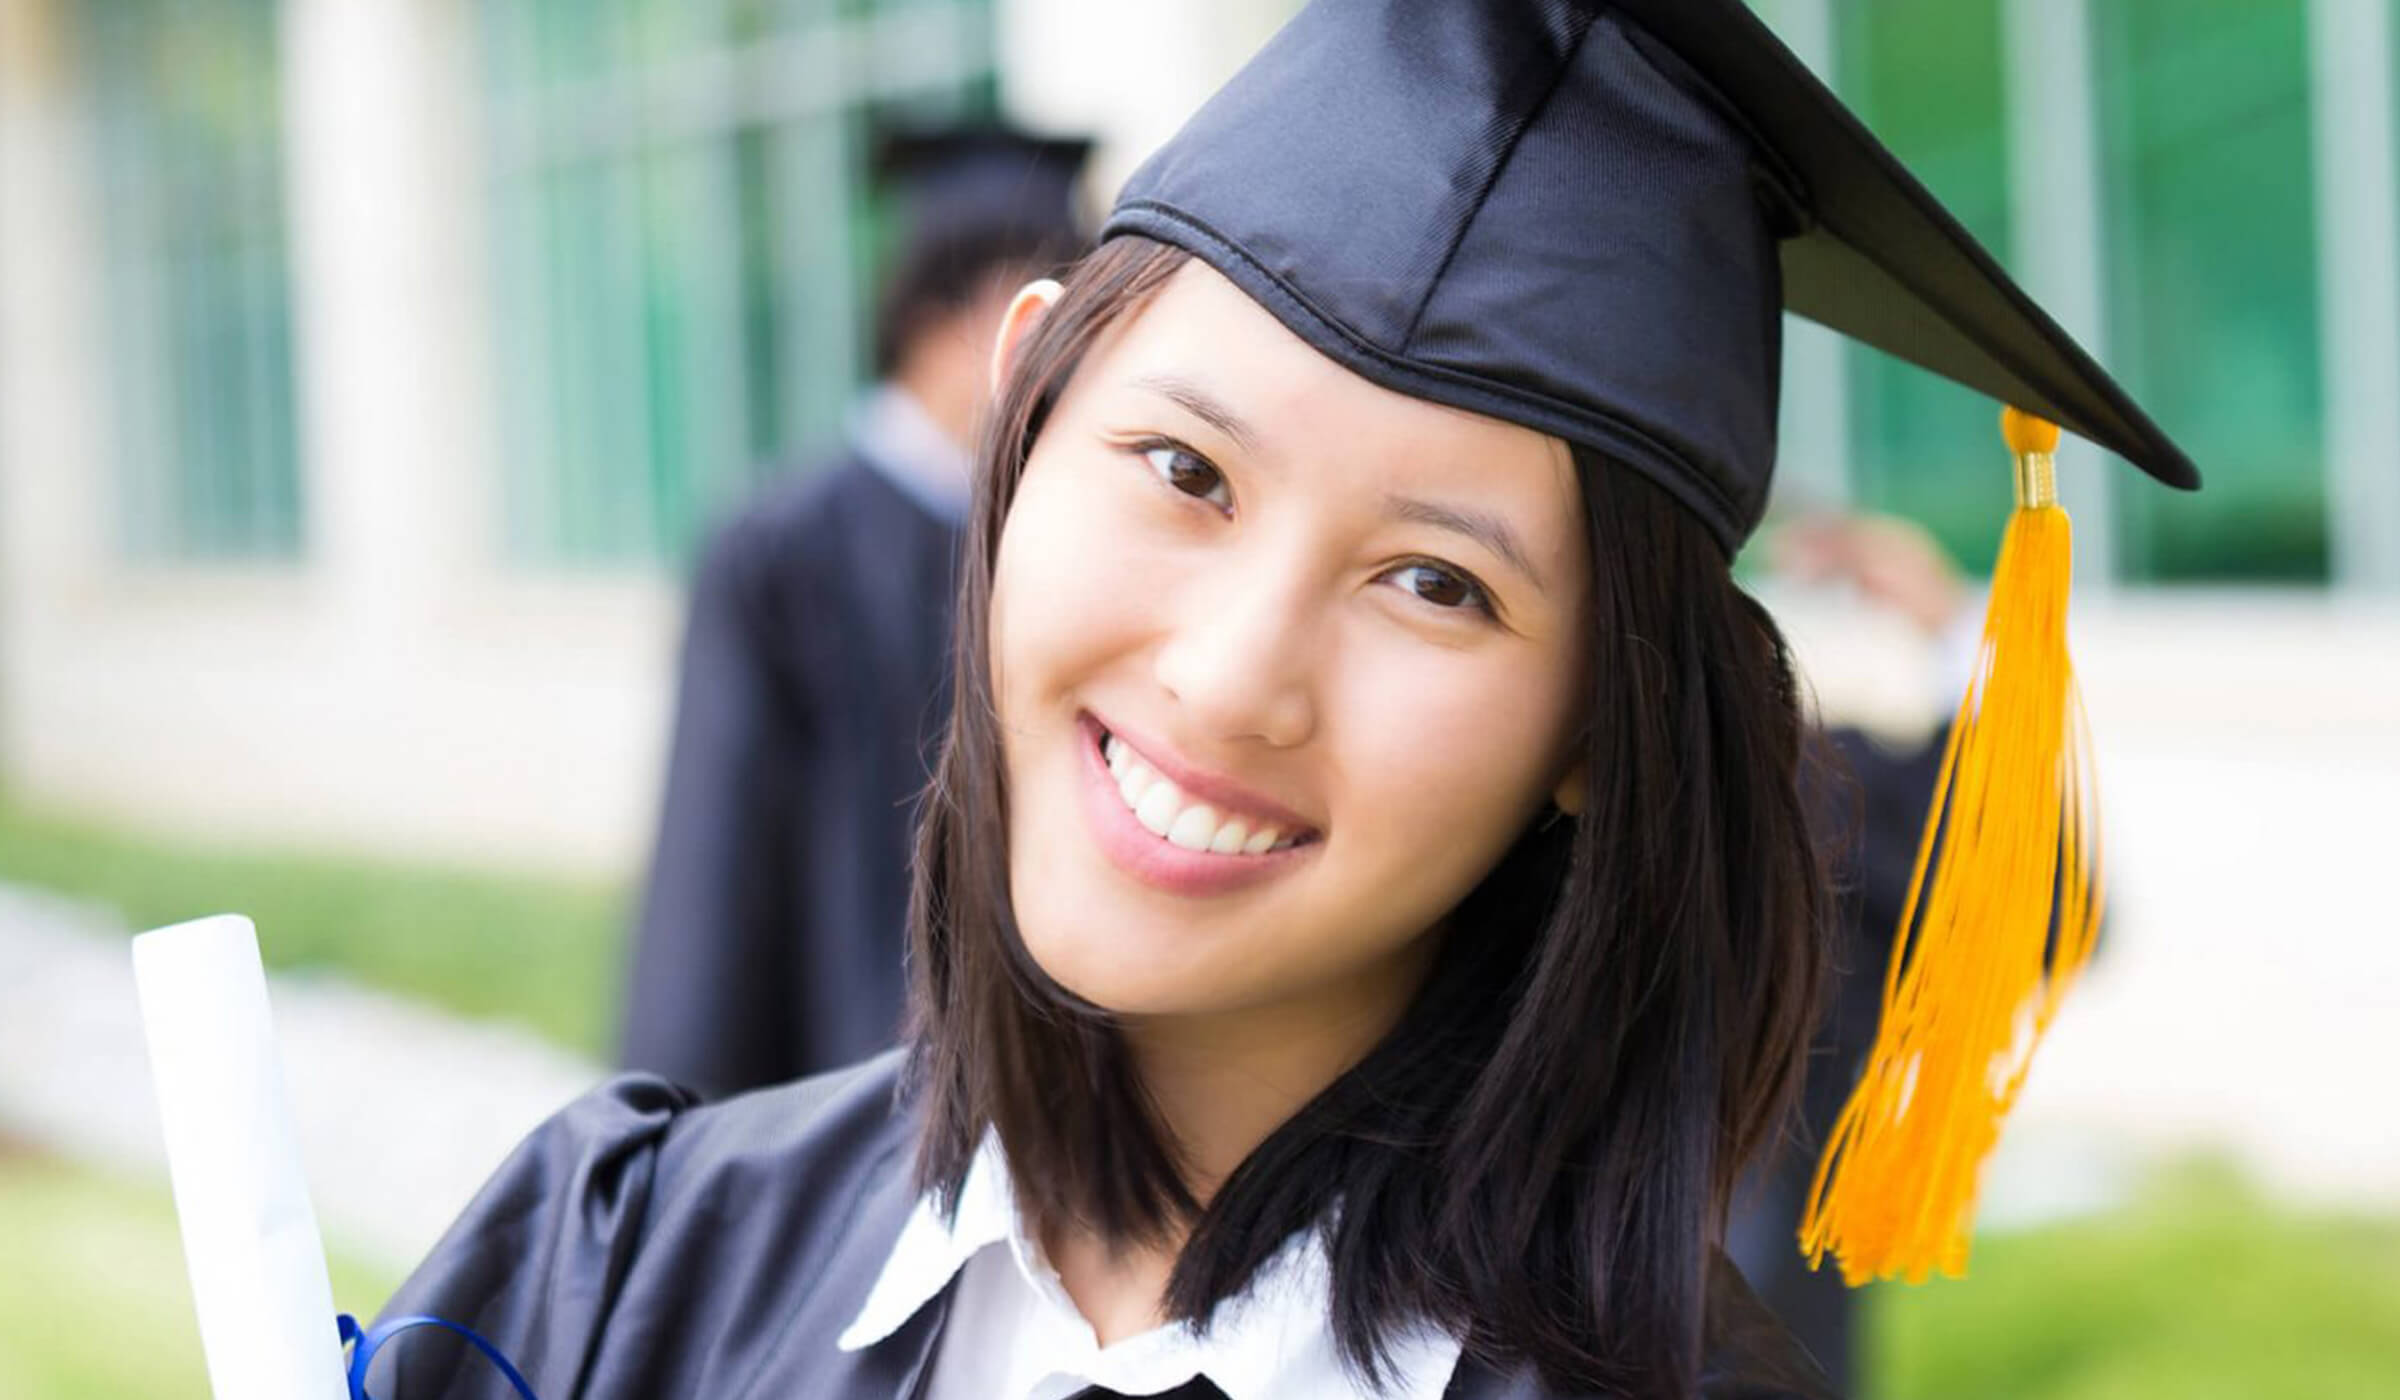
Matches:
[1101,0,2198,554]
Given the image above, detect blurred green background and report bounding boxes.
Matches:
[43,0,2351,584]
[4,0,2397,1396]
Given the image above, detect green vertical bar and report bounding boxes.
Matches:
[774,107,856,477]
[640,146,686,560]
[176,244,217,556]
[643,130,746,561]
[609,148,658,564]
[478,0,997,565]
[548,163,597,560]
[1835,0,2014,575]
[2097,0,2325,582]
[80,0,303,562]
[735,124,784,469]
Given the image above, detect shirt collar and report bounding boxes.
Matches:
[836,1132,1017,1351]
[849,383,973,523]
[836,1134,1461,1400]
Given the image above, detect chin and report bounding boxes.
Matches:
[1010,893,1220,1018]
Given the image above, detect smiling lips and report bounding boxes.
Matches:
[1102,733,1305,854]
[1074,713,1320,898]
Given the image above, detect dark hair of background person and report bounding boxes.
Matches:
[872,216,1088,378]
[906,236,1834,1398]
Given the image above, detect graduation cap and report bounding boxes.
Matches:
[1099,0,2200,1286]
[873,123,1092,247]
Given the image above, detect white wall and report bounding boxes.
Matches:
[0,0,116,782]
[997,0,1297,202]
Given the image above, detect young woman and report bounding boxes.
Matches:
[375,2,2194,1396]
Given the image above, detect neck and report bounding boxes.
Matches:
[889,361,979,463]
[1121,977,1422,1197]
[1042,938,1438,1345]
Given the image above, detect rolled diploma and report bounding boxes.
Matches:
[133,915,352,1400]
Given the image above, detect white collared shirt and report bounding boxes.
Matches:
[849,383,974,524]
[837,1135,1461,1400]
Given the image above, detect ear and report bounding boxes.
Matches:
[989,278,1064,396]
[1551,761,1587,818]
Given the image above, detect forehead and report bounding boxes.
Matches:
[1069,260,1580,518]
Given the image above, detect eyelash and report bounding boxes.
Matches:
[1128,437,1499,620]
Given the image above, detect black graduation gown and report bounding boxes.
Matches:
[621,454,960,1098]
[1726,724,1950,1392]
[373,1053,1837,1399]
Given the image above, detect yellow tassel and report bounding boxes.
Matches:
[1798,406,2106,1286]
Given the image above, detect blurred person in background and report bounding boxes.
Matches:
[620,126,1092,1100]
[1731,510,1972,1392]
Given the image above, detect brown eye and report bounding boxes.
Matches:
[1389,562,1492,614]
[1141,443,1232,512]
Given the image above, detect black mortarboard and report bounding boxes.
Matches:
[1100,0,2197,555]
[1099,0,2197,1287]
[875,124,1092,246]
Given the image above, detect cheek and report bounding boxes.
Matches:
[1327,641,1579,888]
[991,452,1151,721]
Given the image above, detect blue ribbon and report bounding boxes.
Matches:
[338,1312,542,1400]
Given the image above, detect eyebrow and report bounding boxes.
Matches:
[1131,374,1259,454]
[1384,494,1547,593]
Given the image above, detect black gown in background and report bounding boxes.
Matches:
[372,1054,1836,1399]
[1727,723,1950,1393]
[620,454,960,1097]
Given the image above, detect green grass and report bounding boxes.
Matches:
[0,1148,398,1400]
[6,800,2399,1394]
[0,795,626,1057]
[1874,1161,2400,1397]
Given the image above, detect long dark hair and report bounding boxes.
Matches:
[907,236,1830,1396]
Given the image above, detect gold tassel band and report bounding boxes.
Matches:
[2009,407,2059,509]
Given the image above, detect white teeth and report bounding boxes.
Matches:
[1134,781,1183,836]
[1166,803,1220,850]
[1102,728,1304,855]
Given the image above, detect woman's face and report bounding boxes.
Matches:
[991,261,1591,1035]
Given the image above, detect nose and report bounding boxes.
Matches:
[1150,549,1321,750]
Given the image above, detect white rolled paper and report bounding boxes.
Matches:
[133,915,352,1400]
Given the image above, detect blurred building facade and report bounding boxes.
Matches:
[1,0,2395,875]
